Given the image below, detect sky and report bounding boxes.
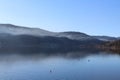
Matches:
[0,0,120,37]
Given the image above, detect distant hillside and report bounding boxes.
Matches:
[0,24,100,41]
[56,32,97,41]
[93,36,118,41]
[0,34,103,50]
[0,24,105,50]
[0,24,55,36]
[101,40,120,50]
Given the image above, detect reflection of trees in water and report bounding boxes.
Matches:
[103,49,120,55]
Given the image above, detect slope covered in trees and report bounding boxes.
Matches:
[101,40,120,50]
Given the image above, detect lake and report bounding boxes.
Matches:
[0,50,120,80]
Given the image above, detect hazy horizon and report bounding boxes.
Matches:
[0,0,120,36]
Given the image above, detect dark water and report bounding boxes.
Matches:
[0,50,120,80]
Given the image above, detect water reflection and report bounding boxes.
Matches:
[0,48,119,63]
[0,48,120,80]
[0,48,103,62]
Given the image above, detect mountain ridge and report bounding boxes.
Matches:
[0,24,119,41]
[0,24,96,41]
[0,24,56,36]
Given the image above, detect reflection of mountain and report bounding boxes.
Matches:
[0,24,103,49]
[0,48,102,62]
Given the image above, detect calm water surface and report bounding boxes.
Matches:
[0,51,120,80]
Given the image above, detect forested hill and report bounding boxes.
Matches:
[101,40,120,50]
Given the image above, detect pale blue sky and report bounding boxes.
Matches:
[0,0,120,36]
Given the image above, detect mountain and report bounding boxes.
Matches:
[0,24,55,36]
[56,32,97,41]
[102,40,120,49]
[93,36,118,41]
[118,37,120,39]
[99,40,120,54]
[0,34,103,51]
[0,24,98,41]
[0,24,103,49]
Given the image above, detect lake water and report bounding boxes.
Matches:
[0,50,120,80]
